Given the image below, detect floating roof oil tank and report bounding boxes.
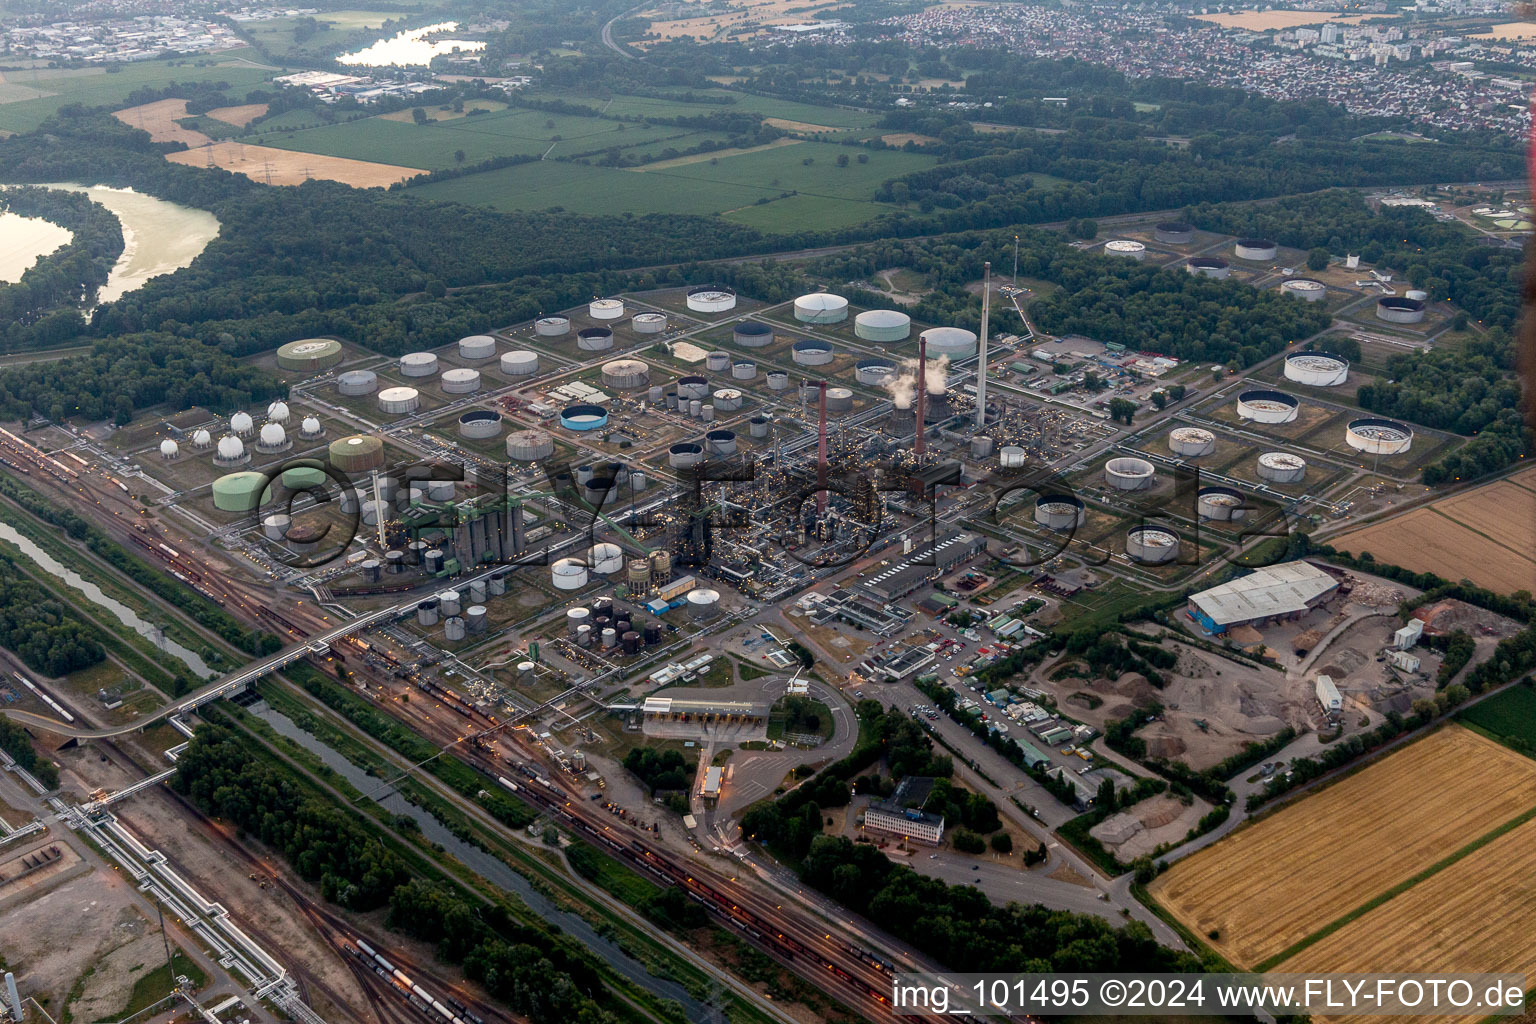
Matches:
[458,334,497,362]
[590,298,625,320]
[440,368,481,394]
[677,376,710,401]
[824,387,854,413]
[276,338,343,372]
[535,316,570,337]
[1346,418,1413,455]
[791,339,834,366]
[400,352,438,377]
[1377,296,1426,323]
[601,358,649,390]
[1281,278,1327,302]
[506,428,554,461]
[577,327,614,351]
[632,311,668,334]
[793,293,848,323]
[458,410,502,439]
[712,388,743,411]
[733,321,773,347]
[748,416,770,438]
[328,434,384,472]
[855,358,898,385]
[766,371,790,390]
[1237,389,1300,423]
[500,350,539,376]
[1034,494,1086,531]
[1105,456,1156,490]
[1104,239,1146,260]
[1168,426,1215,458]
[337,369,377,396]
[854,309,912,342]
[1127,526,1180,564]
[705,429,738,456]
[731,360,756,380]
[1405,288,1428,301]
[1284,352,1348,386]
[1234,238,1278,261]
[1198,486,1248,521]
[705,351,730,372]
[687,286,737,313]
[1257,451,1307,483]
[920,326,978,358]
[668,442,704,469]
[1186,256,1230,279]
[378,387,420,414]
[559,404,608,431]
[1155,222,1194,245]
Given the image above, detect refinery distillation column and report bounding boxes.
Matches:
[915,335,927,461]
[817,381,829,515]
[976,260,990,430]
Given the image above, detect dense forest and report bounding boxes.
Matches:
[0,552,104,676]
[0,186,123,348]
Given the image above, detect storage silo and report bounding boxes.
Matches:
[500,350,539,376]
[733,321,773,347]
[361,559,381,583]
[1186,257,1230,279]
[1257,452,1307,483]
[677,376,710,401]
[425,548,444,573]
[400,352,438,377]
[1237,389,1300,423]
[1198,486,1247,520]
[1234,238,1278,261]
[1034,494,1086,531]
[687,286,737,313]
[793,293,848,324]
[441,368,481,394]
[601,358,649,390]
[705,351,731,372]
[1168,427,1216,458]
[590,298,625,320]
[854,309,912,342]
[378,387,420,414]
[791,339,834,366]
[337,369,378,396]
[632,311,668,334]
[458,410,502,439]
[712,388,743,411]
[506,428,555,461]
[535,316,570,337]
[385,550,404,573]
[577,327,614,351]
[1105,456,1156,490]
[1127,527,1180,564]
[1155,222,1194,245]
[458,335,497,362]
[689,399,703,419]
[705,429,738,456]
[277,338,344,372]
[920,326,978,359]
[731,360,756,381]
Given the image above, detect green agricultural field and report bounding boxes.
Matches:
[533,87,879,130]
[1459,684,1536,754]
[0,55,278,134]
[722,192,898,232]
[629,138,934,198]
[408,159,768,213]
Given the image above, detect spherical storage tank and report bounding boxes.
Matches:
[458,335,497,362]
[1198,486,1247,521]
[1168,426,1215,458]
[1234,238,1278,261]
[212,471,267,512]
[1257,452,1307,483]
[588,543,623,575]
[159,439,179,459]
[632,312,667,334]
[855,358,897,385]
[793,293,848,324]
[601,359,649,390]
[589,298,625,320]
[458,410,502,440]
[1284,352,1348,387]
[920,326,978,358]
[256,423,290,453]
[1237,389,1299,424]
[1376,296,1426,324]
[440,368,481,395]
[266,401,290,424]
[192,429,212,449]
[668,442,703,469]
[500,350,539,377]
[854,309,912,342]
[379,386,420,414]
[299,416,323,439]
[1105,456,1155,491]
[712,388,743,411]
[276,338,343,372]
[552,558,589,590]
[1035,494,1085,531]
[559,404,608,431]
[1186,257,1230,279]
[535,316,570,337]
[577,327,613,352]
[733,322,773,348]
[791,340,834,366]
[687,286,737,313]
[328,434,384,473]
[1346,418,1413,456]
[337,370,377,396]
[1104,239,1146,260]
[399,352,438,377]
[731,361,756,381]
[705,429,737,456]
[1281,278,1327,303]
[1127,526,1180,564]
[1155,222,1194,245]
[506,428,554,461]
[230,411,254,436]
[214,435,248,467]
[686,588,721,620]
[824,387,853,413]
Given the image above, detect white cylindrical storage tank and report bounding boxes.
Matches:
[1405,289,1428,301]
[1105,456,1156,490]
[465,606,487,633]
[999,445,1026,469]
[1257,451,1307,483]
[1155,222,1194,245]
[516,660,536,684]
[427,480,454,502]
[1168,426,1216,458]
[575,625,592,647]
[230,411,254,436]
[1127,527,1180,565]
[733,321,773,347]
[793,293,848,324]
[1234,238,1278,261]
[262,513,292,540]
[337,369,377,396]
[647,384,665,404]
[400,352,438,377]
[1104,239,1146,260]
[590,298,625,320]
[552,558,588,590]
[686,588,721,620]
[791,339,834,366]
[668,442,704,469]
[731,360,756,381]
[417,599,440,627]
[441,368,481,394]
[687,286,737,313]
[1377,296,1426,323]
[378,387,420,414]
[1346,418,1413,455]
[506,428,555,461]
[1281,278,1327,303]
[766,372,790,390]
[601,358,649,390]
[438,589,462,616]
[632,312,668,334]
[701,404,715,423]
[677,376,710,401]
[748,415,770,438]
[535,316,570,337]
[443,617,466,642]
[160,439,179,459]
[854,309,912,342]
[360,499,383,526]
[500,350,539,376]
[712,388,743,411]
[970,435,994,459]
[1237,389,1300,424]
[1284,352,1349,386]
[824,387,854,413]
[855,358,897,385]
[920,326,978,358]
[1034,494,1085,531]
[588,543,623,575]
[601,627,618,649]
[705,350,730,372]
[458,335,496,362]
[458,410,502,439]
[577,327,614,351]
[467,582,487,610]
[1186,257,1230,279]
[705,429,737,456]
[1198,486,1247,521]
[567,607,590,635]
[629,470,646,491]
[689,399,703,419]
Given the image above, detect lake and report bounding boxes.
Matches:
[0,211,73,284]
[338,22,486,67]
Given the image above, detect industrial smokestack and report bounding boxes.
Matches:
[817,381,829,515]
[5,972,22,1021]
[976,261,990,430]
[915,335,927,460]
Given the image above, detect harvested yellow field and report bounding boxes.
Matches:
[1194,10,1364,29]
[1148,727,1536,968]
[1471,21,1536,39]
[1511,464,1536,491]
[113,99,211,147]
[1276,815,1536,1023]
[632,137,800,170]
[165,141,423,188]
[881,132,940,146]
[1433,482,1536,554]
[204,103,268,127]
[764,117,836,134]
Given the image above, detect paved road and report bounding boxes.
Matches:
[599,5,643,59]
